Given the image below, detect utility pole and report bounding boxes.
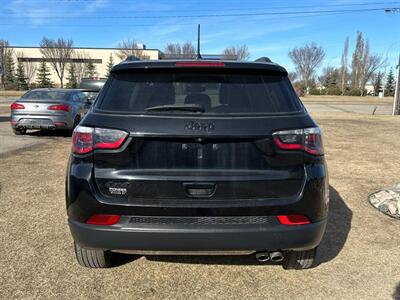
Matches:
[393,54,400,115]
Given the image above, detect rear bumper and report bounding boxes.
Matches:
[10,114,72,130]
[68,218,327,252]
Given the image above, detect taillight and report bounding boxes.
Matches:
[277,215,310,225]
[72,126,93,154]
[72,125,128,154]
[86,214,121,225]
[175,61,225,67]
[94,128,128,149]
[10,103,25,110]
[48,104,70,112]
[272,127,324,155]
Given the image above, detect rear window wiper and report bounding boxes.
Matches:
[144,104,205,113]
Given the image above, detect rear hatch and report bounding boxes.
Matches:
[87,66,316,203]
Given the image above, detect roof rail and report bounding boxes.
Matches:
[255,57,272,63]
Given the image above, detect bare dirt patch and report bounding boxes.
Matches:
[0,113,399,299]
[0,90,27,97]
[0,106,11,115]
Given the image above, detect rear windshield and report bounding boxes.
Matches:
[79,79,106,91]
[22,90,70,101]
[97,71,303,115]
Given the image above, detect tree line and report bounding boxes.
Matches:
[1,33,395,96]
[288,31,396,97]
[0,38,116,90]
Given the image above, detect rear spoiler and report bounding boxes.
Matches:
[255,57,272,63]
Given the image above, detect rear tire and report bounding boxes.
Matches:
[12,128,26,135]
[74,242,112,268]
[282,247,317,270]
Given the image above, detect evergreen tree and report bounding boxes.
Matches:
[85,59,96,77]
[385,68,395,97]
[3,51,16,89]
[106,54,114,76]
[372,72,383,95]
[36,60,53,88]
[319,67,340,88]
[15,61,28,90]
[66,63,78,88]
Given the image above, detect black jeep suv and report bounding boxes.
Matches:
[66,59,328,269]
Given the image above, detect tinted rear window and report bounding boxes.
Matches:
[22,90,70,101]
[97,71,303,114]
[79,79,106,91]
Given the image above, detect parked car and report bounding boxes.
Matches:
[79,77,107,90]
[66,58,329,269]
[10,88,91,135]
[79,77,106,103]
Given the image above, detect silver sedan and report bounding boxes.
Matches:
[10,88,92,135]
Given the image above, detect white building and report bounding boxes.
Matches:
[10,45,161,87]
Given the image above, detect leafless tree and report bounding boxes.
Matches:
[74,50,90,83]
[116,39,143,60]
[359,41,383,95]
[288,42,325,92]
[351,31,364,89]
[0,39,11,87]
[39,37,74,87]
[182,42,195,56]
[0,40,9,70]
[350,32,383,95]
[164,42,195,58]
[222,45,250,60]
[165,43,182,55]
[288,72,297,83]
[340,37,349,95]
[16,51,37,86]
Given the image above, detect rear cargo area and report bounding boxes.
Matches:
[94,137,305,202]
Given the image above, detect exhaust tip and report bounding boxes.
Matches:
[269,251,284,262]
[255,252,270,262]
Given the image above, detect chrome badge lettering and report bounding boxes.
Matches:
[108,187,127,195]
[185,121,215,132]
[105,182,129,195]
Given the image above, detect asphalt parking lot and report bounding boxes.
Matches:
[1,105,400,299]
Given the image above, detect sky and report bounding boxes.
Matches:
[0,0,399,73]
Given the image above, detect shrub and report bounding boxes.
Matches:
[325,86,342,95]
[309,88,321,95]
[345,88,363,96]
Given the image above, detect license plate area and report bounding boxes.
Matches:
[19,118,53,126]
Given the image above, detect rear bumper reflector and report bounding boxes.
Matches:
[277,215,310,225]
[86,214,121,225]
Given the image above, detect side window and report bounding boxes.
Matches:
[72,93,80,102]
[78,92,88,102]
